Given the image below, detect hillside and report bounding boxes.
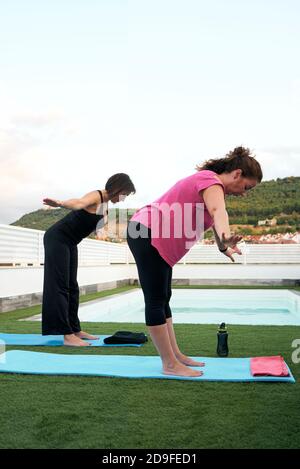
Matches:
[226,176,300,226]
[11,177,300,237]
[11,208,137,241]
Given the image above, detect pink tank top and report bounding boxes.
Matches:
[131,170,225,267]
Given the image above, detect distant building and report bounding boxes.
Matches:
[257,218,277,227]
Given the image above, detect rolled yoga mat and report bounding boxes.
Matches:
[0,333,143,347]
[0,350,295,382]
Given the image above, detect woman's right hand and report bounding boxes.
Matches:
[222,245,243,262]
[43,198,62,208]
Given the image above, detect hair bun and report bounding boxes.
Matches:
[231,146,251,158]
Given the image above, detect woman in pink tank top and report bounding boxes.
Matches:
[127,147,262,378]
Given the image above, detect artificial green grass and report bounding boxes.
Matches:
[0,286,300,449]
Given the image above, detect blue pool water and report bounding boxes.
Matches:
[78,289,300,325]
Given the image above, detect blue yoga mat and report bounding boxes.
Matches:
[0,351,295,382]
[0,333,142,347]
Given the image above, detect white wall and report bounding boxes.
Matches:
[1,264,299,298]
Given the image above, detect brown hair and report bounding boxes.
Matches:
[105,173,136,198]
[196,146,263,182]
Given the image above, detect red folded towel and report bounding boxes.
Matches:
[250,355,290,377]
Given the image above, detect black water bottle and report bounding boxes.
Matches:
[217,322,229,357]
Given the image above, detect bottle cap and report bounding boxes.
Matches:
[218,322,227,332]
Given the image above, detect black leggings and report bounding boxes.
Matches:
[41,228,81,335]
[127,221,172,326]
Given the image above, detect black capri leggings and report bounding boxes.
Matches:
[127,221,172,326]
[42,228,81,335]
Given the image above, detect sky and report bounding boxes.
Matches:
[1,0,300,224]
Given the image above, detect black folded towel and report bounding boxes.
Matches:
[103,331,148,345]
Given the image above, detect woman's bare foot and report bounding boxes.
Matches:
[176,353,205,367]
[74,331,98,340]
[163,360,203,378]
[64,334,91,346]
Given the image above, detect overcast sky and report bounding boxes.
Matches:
[1,0,300,224]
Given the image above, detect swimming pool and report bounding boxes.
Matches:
[78,289,300,325]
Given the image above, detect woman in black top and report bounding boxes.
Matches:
[41,173,135,346]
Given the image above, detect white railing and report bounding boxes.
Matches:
[0,224,300,266]
[179,243,300,264]
[0,224,127,267]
